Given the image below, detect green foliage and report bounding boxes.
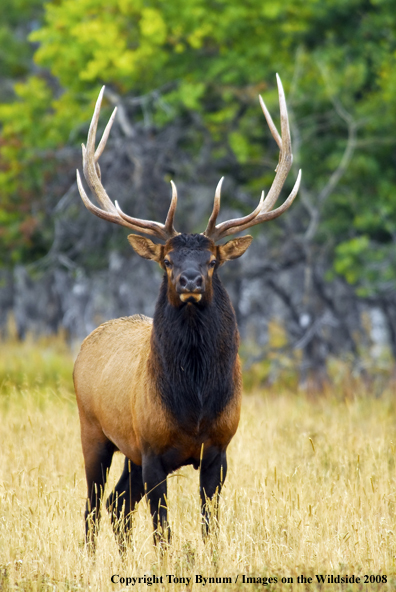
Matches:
[0,0,43,84]
[0,0,396,298]
[334,236,396,298]
[28,0,289,94]
[0,0,47,263]
[0,329,74,395]
[334,236,370,285]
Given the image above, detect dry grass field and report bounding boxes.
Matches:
[1,337,396,591]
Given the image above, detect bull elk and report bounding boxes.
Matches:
[73,75,301,550]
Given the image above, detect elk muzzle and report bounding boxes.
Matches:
[177,268,205,303]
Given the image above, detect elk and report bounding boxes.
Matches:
[73,75,301,550]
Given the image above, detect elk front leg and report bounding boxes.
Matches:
[200,447,227,538]
[142,455,170,545]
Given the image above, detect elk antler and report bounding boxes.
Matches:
[203,74,301,242]
[76,86,179,241]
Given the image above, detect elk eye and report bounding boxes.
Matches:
[163,259,172,268]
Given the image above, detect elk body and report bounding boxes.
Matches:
[73,75,301,549]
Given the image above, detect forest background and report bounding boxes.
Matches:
[1,0,396,388]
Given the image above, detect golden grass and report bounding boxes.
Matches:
[0,341,395,591]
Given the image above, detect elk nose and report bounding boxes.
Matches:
[179,269,203,292]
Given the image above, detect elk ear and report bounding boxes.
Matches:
[128,234,164,262]
[217,235,253,263]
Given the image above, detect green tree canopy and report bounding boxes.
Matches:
[0,0,396,301]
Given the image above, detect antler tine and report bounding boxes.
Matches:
[259,95,282,150]
[82,87,118,214]
[258,74,292,214]
[277,72,292,151]
[218,170,302,238]
[114,181,179,241]
[76,87,180,241]
[203,75,300,242]
[76,168,135,228]
[204,177,224,237]
[95,105,117,162]
[203,187,266,241]
[164,181,178,236]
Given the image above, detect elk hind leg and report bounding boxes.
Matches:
[83,436,115,550]
[106,457,144,550]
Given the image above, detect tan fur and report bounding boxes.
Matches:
[179,293,202,302]
[74,314,242,467]
[75,315,169,466]
[211,357,242,447]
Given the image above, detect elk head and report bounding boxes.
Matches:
[126,232,252,307]
[76,76,301,307]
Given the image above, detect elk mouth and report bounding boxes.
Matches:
[179,293,202,303]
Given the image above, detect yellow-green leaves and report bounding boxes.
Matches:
[229,131,251,163]
[1,0,396,287]
[334,236,370,285]
[178,81,205,111]
[139,8,166,43]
